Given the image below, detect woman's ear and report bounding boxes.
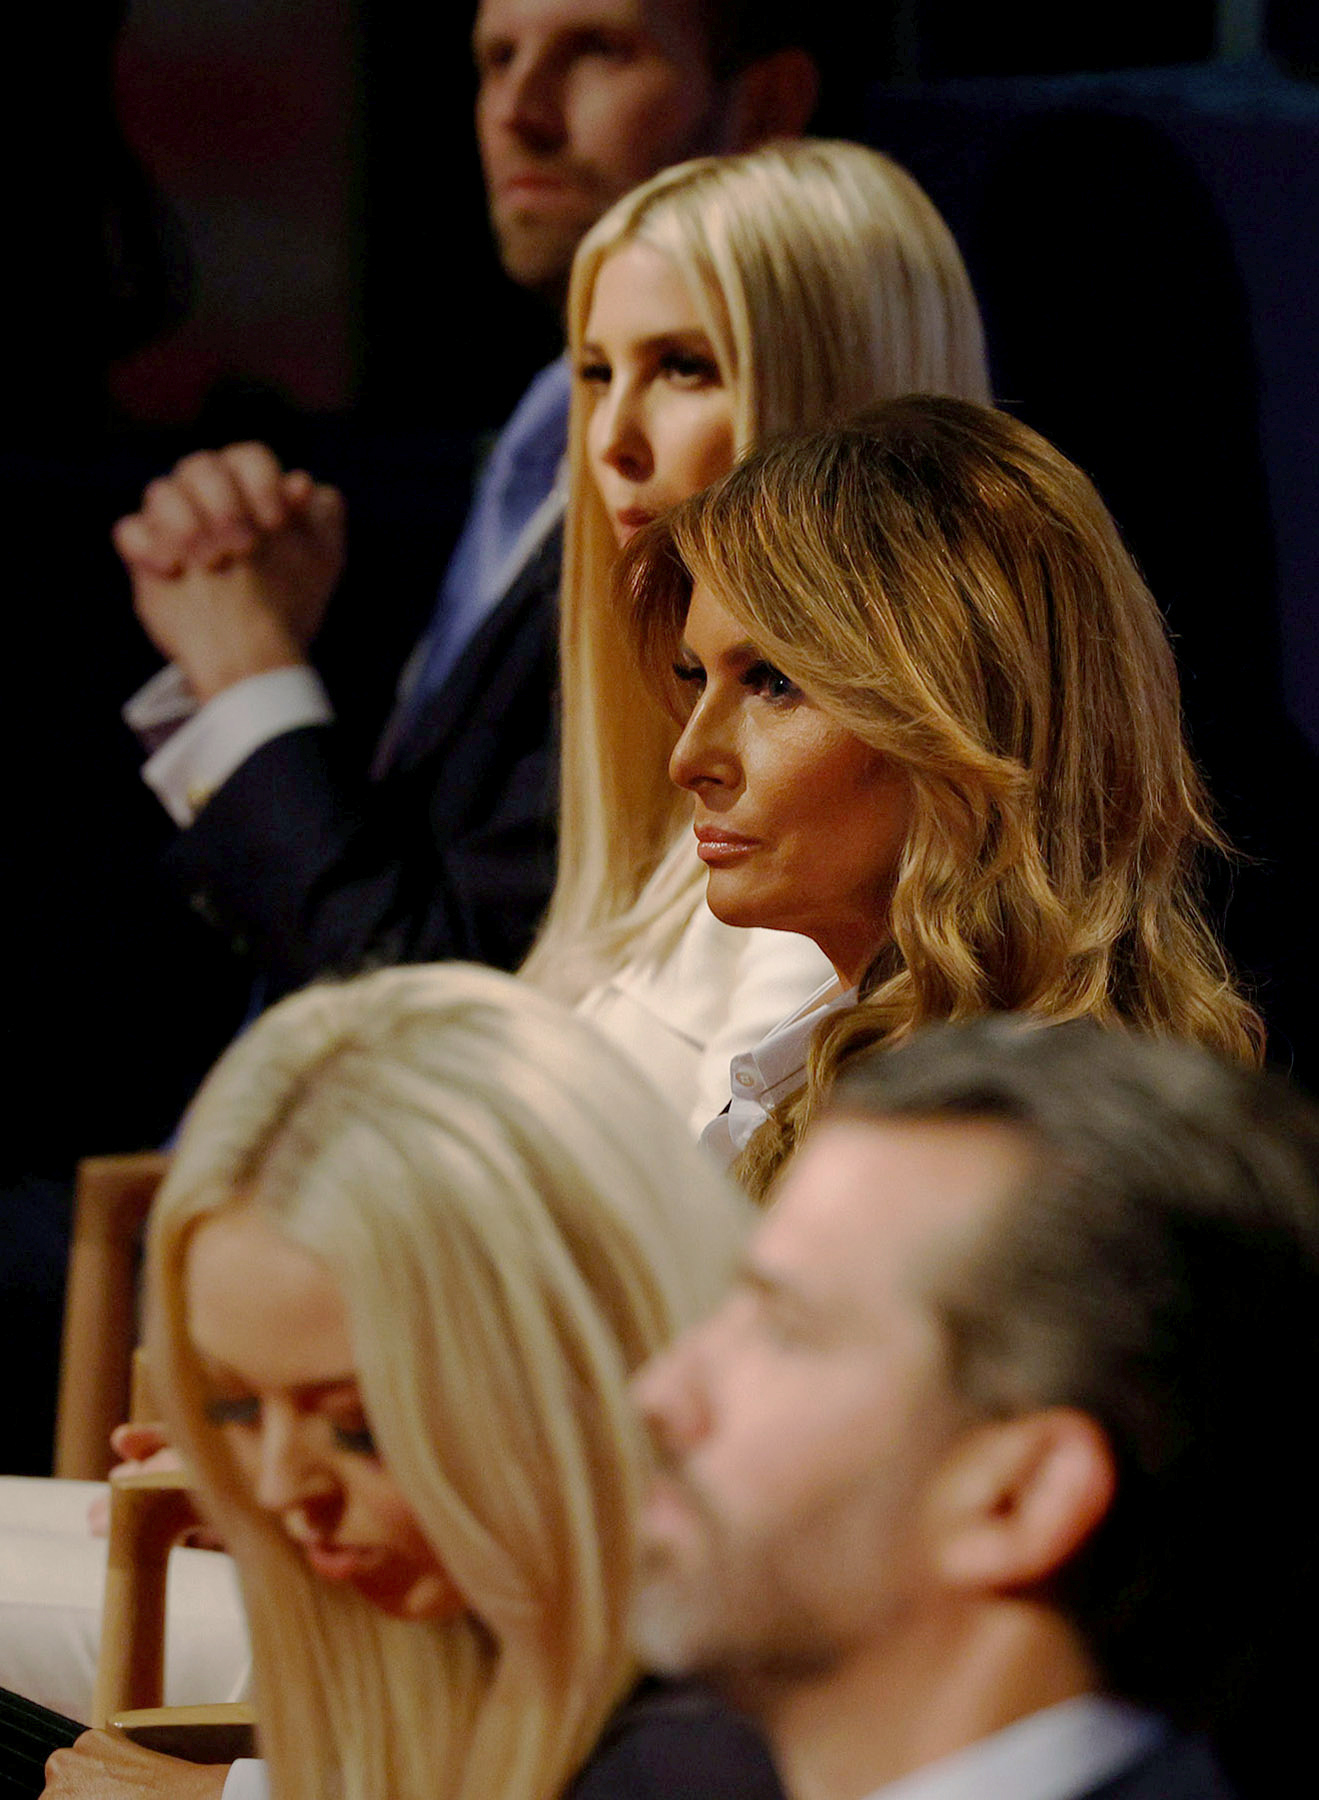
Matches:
[724,50,820,149]
[928,1408,1117,1592]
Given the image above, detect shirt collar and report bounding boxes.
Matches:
[702,978,855,1163]
[860,1697,1167,1800]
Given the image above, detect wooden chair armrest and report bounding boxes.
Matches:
[108,1704,257,1764]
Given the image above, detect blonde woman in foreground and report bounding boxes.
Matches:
[520,138,991,1125]
[618,396,1264,1195]
[43,966,780,1800]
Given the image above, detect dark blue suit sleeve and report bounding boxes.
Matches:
[162,533,560,996]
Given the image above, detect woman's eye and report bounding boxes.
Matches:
[203,1395,260,1430]
[332,1423,378,1457]
[670,661,705,716]
[744,661,800,703]
[660,350,721,388]
[576,358,611,389]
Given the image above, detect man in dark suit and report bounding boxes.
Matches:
[634,1018,1319,1799]
[115,0,819,997]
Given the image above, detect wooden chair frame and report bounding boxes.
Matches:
[54,1152,169,1481]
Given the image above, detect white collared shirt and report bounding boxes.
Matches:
[700,977,857,1164]
[577,909,832,1136]
[861,1697,1166,1800]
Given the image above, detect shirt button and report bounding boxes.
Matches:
[735,1071,756,1089]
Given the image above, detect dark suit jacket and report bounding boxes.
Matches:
[568,1681,784,1800]
[1085,1731,1237,1800]
[164,524,562,998]
[570,1700,1239,1800]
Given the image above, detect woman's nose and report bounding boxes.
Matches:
[250,1409,336,1516]
[595,384,653,483]
[669,690,736,794]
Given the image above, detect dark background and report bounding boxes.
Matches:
[2,1,1316,1470]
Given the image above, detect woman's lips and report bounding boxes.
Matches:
[301,1541,378,1583]
[614,507,655,542]
[694,826,760,865]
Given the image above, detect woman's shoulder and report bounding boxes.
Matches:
[566,1680,785,1800]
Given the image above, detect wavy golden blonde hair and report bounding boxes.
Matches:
[521,139,990,999]
[620,397,1264,1195]
[145,964,752,1800]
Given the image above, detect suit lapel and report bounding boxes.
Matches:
[385,521,563,778]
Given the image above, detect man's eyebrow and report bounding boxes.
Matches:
[734,1258,814,1311]
[471,26,507,60]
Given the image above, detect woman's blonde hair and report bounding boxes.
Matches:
[522,139,991,999]
[145,964,751,1800]
[619,396,1265,1195]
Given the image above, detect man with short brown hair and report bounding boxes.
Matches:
[635,1018,1318,1798]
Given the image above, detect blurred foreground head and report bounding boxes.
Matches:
[635,1018,1319,1793]
[146,963,751,1800]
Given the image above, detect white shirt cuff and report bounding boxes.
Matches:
[139,665,334,827]
[221,1760,269,1800]
[123,664,200,753]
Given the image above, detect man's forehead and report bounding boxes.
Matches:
[474,0,709,48]
[756,1115,1034,1304]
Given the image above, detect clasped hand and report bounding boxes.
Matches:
[115,441,346,704]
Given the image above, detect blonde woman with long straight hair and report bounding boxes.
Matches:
[122,965,778,1800]
[521,140,991,1125]
[618,397,1264,1196]
[0,143,990,1758]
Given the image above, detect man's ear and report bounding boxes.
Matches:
[723,49,820,150]
[928,1408,1116,1592]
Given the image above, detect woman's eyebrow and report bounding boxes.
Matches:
[696,640,763,669]
[192,1349,242,1384]
[292,1376,361,1399]
[192,1355,360,1401]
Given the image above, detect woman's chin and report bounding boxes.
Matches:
[352,1565,465,1622]
[701,877,776,936]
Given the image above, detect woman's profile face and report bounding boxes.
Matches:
[578,239,737,547]
[669,584,913,987]
[185,1205,461,1622]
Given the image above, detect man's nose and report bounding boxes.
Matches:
[634,1331,715,1459]
[498,48,568,154]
